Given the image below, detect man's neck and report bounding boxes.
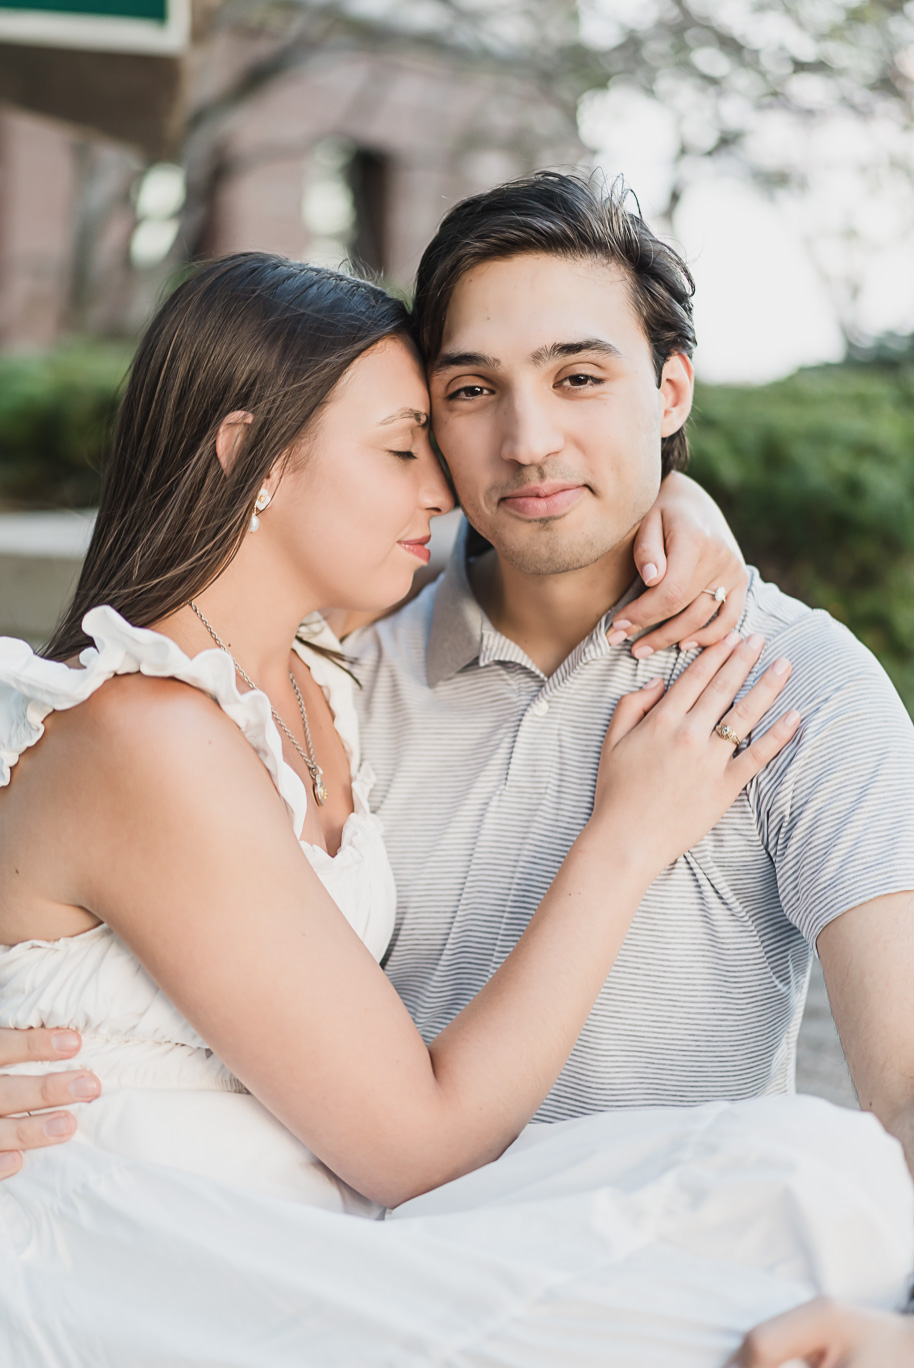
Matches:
[469,537,637,678]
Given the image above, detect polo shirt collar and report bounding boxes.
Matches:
[426,519,642,687]
[426,520,487,686]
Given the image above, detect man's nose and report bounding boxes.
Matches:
[499,391,563,466]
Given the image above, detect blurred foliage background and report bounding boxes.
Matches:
[2,337,912,709]
[0,344,129,509]
[689,345,914,708]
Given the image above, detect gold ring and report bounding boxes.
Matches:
[715,723,741,748]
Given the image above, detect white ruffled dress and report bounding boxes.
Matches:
[0,608,911,1368]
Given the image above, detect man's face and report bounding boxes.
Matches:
[428,252,693,576]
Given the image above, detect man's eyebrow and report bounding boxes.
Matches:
[378,407,429,427]
[530,339,623,365]
[431,351,501,375]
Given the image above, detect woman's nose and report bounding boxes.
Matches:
[421,446,455,515]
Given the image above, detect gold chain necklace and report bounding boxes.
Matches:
[188,601,328,806]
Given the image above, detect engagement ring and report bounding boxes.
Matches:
[715,724,742,748]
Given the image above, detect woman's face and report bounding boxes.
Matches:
[266,336,454,612]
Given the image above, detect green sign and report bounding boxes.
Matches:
[0,0,186,51]
[0,1,167,18]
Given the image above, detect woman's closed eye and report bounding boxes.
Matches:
[389,449,418,461]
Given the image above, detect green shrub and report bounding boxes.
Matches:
[1,342,912,711]
[689,361,914,712]
[0,343,130,508]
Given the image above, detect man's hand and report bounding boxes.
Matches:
[731,1297,914,1367]
[608,471,748,658]
[0,1028,99,1177]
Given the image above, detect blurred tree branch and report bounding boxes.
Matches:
[188,0,913,158]
[64,0,913,344]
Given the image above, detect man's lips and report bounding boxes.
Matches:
[398,536,431,565]
[499,483,586,519]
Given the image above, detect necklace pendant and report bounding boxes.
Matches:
[312,770,329,807]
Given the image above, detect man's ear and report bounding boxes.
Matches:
[215,410,254,475]
[659,353,694,438]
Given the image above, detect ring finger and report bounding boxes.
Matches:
[686,633,768,731]
[714,656,794,750]
[683,584,744,650]
[631,584,740,659]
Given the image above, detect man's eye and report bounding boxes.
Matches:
[390,449,418,461]
[561,373,603,389]
[446,385,489,401]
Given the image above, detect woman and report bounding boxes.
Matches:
[0,255,909,1367]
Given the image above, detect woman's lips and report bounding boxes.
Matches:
[399,539,431,565]
[500,485,585,519]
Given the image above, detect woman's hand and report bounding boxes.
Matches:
[590,631,800,881]
[608,471,748,659]
[730,1297,914,1367]
[0,1028,99,1178]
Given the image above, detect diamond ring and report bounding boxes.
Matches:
[715,723,741,748]
[702,585,727,604]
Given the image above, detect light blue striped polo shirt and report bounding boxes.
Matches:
[351,524,914,1119]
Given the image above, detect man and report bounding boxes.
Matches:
[733,1297,914,1367]
[1,172,913,1184]
[349,172,914,1168]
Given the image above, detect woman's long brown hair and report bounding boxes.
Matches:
[45,253,412,662]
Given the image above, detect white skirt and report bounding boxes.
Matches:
[1,1094,911,1368]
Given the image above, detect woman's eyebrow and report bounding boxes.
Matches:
[379,407,429,427]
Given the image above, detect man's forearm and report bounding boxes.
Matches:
[818,893,914,1182]
[879,1098,914,1181]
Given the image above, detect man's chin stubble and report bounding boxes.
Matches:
[490,526,629,578]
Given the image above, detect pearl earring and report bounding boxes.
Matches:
[249,487,272,532]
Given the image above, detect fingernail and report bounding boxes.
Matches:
[679,640,698,652]
[44,1114,74,1138]
[641,564,659,585]
[606,629,626,646]
[644,677,663,689]
[52,1031,80,1054]
[68,1075,99,1100]
[785,710,801,726]
[724,630,741,646]
[746,633,765,650]
[632,644,654,660]
[772,657,790,676]
[0,1152,20,1175]
[614,620,632,632]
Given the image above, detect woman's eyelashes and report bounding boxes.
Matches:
[389,449,418,461]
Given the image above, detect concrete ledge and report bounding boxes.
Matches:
[0,509,95,644]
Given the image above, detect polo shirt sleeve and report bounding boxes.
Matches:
[748,609,914,947]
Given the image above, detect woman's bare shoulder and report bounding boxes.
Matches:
[1,675,270,940]
[32,672,289,890]
[72,670,225,731]
[37,672,257,795]
[80,667,231,729]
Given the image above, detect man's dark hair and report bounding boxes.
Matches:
[412,170,696,475]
